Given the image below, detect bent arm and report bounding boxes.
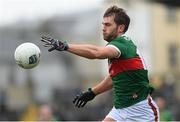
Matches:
[67,44,119,59]
[91,75,113,95]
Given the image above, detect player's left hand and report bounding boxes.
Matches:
[73,88,96,108]
[40,36,69,52]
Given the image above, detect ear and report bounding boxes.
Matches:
[118,24,125,33]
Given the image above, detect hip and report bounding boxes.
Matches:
[106,96,160,122]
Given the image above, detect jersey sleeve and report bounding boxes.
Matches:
[106,44,121,58]
[107,40,127,57]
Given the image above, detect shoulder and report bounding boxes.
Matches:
[107,36,136,50]
[108,36,135,44]
[107,36,123,47]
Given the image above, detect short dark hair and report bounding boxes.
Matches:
[103,6,130,33]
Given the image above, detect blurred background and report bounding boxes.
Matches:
[0,0,180,121]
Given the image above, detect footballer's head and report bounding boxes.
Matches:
[102,6,130,42]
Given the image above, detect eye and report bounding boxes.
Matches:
[103,23,111,26]
[106,23,111,26]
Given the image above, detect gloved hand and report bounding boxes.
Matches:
[40,36,69,52]
[73,88,96,108]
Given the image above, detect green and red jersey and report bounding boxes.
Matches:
[107,36,153,109]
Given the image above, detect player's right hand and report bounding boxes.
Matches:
[73,88,96,108]
[40,35,69,52]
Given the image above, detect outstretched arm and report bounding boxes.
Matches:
[73,75,113,108]
[67,44,119,59]
[40,36,120,59]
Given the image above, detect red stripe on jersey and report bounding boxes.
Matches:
[148,98,158,122]
[109,57,144,77]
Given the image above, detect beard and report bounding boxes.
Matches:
[103,28,119,42]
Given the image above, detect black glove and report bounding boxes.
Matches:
[40,36,69,52]
[73,88,96,108]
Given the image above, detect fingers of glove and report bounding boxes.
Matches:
[41,36,55,44]
[48,47,56,52]
[81,101,87,107]
[73,93,82,102]
[41,36,52,41]
[43,43,52,47]
[73,96,78,104]
[40,38,52,44]
[75,99,82,107]
[77,101,84,108]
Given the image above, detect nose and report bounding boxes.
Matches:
[102,27,106,33]
[103,29,105,33]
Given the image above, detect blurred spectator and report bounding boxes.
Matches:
[20,103,38,121]
[156,95,174,121]
[0,90,18,121]
[37,104,57,121]
[172,99,180,120]
[0,90,9,120]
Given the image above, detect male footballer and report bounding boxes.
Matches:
[41,6,159,122]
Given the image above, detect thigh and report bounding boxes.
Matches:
[102,117,116,122]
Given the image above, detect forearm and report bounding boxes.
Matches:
[40,36,119,58]
[92,75,113,95]
[67,44,105,59]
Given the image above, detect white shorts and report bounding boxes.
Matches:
[106,97,159,122]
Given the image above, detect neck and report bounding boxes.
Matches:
[117,33,123,37]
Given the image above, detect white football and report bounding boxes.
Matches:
[14,42,41,69]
